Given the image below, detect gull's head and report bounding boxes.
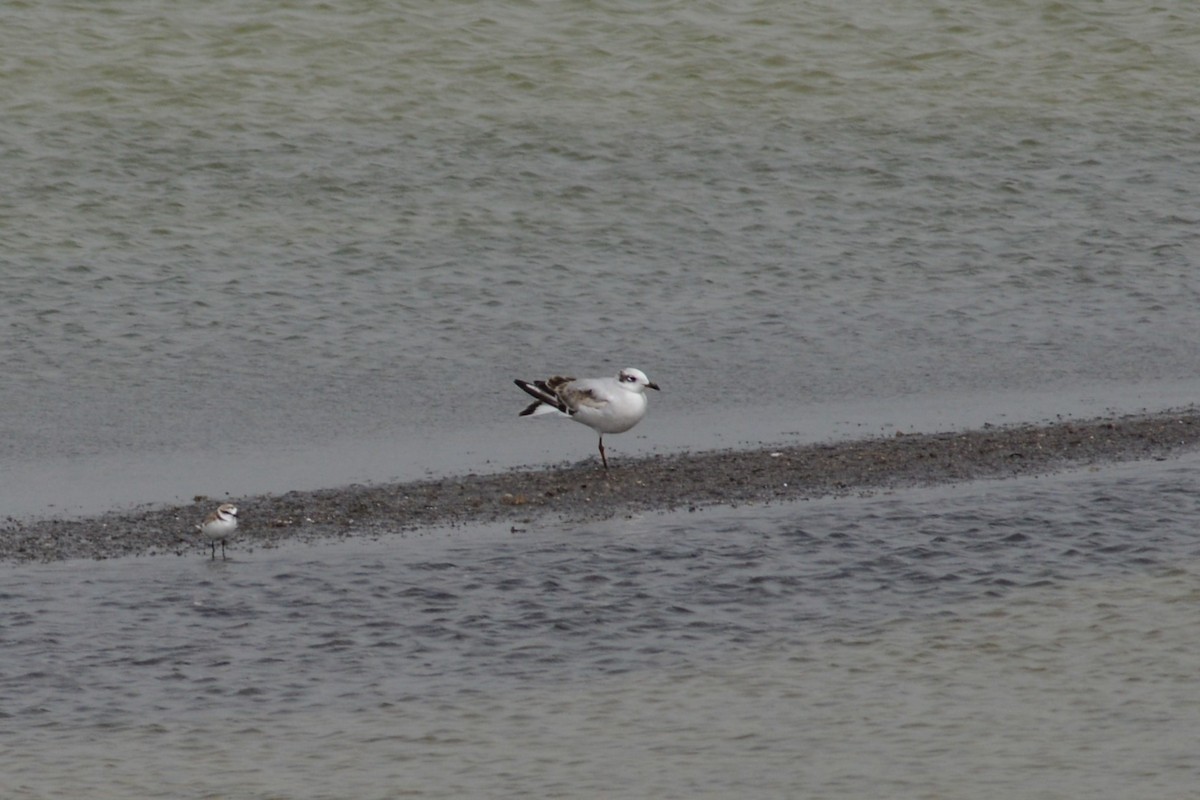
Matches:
[618,368,660,392]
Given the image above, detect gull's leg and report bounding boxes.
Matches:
[598,435,609,470]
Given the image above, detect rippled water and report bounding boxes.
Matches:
[3,0,1200,515]
[4,456,1199,798]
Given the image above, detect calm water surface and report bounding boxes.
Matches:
[2,0,1199,515]
[4,456,1200,798]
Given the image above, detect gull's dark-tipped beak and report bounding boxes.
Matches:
[648,382,660,391]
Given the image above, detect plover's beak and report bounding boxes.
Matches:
[647,382,660,391]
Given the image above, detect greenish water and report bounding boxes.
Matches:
[3,0,1198,515]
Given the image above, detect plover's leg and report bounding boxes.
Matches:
[598,435,609,470]
[210,541,217,560]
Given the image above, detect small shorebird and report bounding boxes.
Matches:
[198,503,238,560]
[514,367,660,469]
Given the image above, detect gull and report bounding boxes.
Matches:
[197,503,238,560]
[514,367,660,469]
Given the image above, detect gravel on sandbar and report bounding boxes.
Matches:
[3,407,1198,562]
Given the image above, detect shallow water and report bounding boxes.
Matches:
[3,0,1200,516]
[4,455,1199,798]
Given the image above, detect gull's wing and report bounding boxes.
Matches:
[516,375,576,415]
[557,381,609,413]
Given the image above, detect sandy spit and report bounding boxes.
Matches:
[4,408,1198,562]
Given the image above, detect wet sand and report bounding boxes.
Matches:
[4,408,1198,562]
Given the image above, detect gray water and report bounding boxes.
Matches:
[4,456,1200,798]
[3,0,1199,516]
[4,2,1200,796]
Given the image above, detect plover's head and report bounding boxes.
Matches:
[618,368,660,392]
[218,503,238,517]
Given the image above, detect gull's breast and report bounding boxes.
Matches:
[573,392,647,434]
